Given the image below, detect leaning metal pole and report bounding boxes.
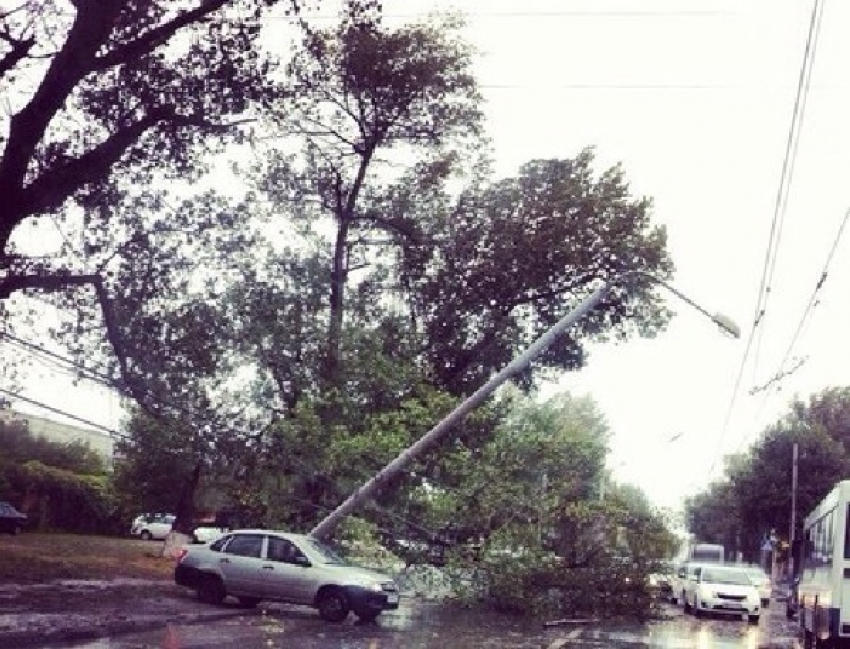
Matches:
[311,273,738,539]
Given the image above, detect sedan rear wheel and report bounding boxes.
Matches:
[197,575,226,605]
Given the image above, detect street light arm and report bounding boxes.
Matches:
[310,273,738,539]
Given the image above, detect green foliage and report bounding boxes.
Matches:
[403,151,674,395]
[445,389,609,539]
[484,496,673,619]
[111,409,200,519]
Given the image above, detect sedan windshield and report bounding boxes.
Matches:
[305,538,350,565]
[701,568,752,586]
[745,568,768,582]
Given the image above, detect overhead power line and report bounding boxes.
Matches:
[734,204,850,453]
[708,0,826,478]
[750,0,826,383]
[770,205,850,379]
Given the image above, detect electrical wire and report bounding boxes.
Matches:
[734,205,850,453]
[707,0,826,479]
[750,0,826,386]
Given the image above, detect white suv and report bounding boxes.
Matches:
[175,530,400,622]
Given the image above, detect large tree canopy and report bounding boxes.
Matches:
[0,0,297,404]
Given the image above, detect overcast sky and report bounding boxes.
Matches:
[10,0,850,512]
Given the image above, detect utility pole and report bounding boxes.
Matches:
[310,272,740,540]
[789,442,799,575]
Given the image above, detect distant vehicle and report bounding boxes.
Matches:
[690,543,725,563]
[670,562,707,606]
[175,530,400,622]
[742,565,771,607]
[682,564,761,624]
[130,513,175,540]
[192,525,229,544]
[0,501,27,535]
[788,480,850,646]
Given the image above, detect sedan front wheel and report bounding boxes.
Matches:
[317,588,350,623]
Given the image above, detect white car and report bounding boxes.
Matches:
[192,525,230,544]
[130,513,175,540]
[670,562,706,605]
[684,565,761,624]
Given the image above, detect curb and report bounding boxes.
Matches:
[0,607,255,648]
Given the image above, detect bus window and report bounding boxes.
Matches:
[845,503,850,560]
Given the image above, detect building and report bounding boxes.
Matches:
[0,408,116,466]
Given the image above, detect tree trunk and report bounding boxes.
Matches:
[162,460,202,558]
[324,218,349,383]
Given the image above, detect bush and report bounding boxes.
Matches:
[485,553,658,619]
[5,460,122,534]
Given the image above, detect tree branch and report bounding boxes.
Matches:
[17,108,216,218]
[0,269,161,416]
[91,0,230,72]
[0,32,34,80]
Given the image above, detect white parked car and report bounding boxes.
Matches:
[130,513,175,540]
[683,565,761,624]
[175,529,400,622]
[192,525,230,544]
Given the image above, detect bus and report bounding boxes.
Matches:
[690,543,725,564]
[789,479,850,647]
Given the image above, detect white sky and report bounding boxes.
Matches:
[9,0,850,512]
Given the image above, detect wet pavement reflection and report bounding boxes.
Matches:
[48,600,804,648]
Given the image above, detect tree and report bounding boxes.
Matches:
[0,0,306,411]
[400,151,674,395]
[264,11,482,383]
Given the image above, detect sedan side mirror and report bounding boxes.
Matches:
[294,555,311,567]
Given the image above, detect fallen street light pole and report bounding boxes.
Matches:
[310,271,739,539]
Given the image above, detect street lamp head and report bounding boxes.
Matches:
[710,313,741,339]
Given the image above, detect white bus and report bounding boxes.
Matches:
[790,479,850,648]
[690,543,725,564]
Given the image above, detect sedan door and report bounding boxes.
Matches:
[258,535,317,604]
[216,533,267,596]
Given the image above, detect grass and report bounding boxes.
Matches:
[0,532,176,583]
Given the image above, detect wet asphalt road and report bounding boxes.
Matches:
[48,599,804,649]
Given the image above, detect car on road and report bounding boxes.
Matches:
[175,529,400,623]
[669,562,706,605]
[130,513,175,540]
[742,565,771,606]
[0,501,27,534]
[683,564,761,624]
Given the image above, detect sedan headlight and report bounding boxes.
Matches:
[365,582,383,593]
